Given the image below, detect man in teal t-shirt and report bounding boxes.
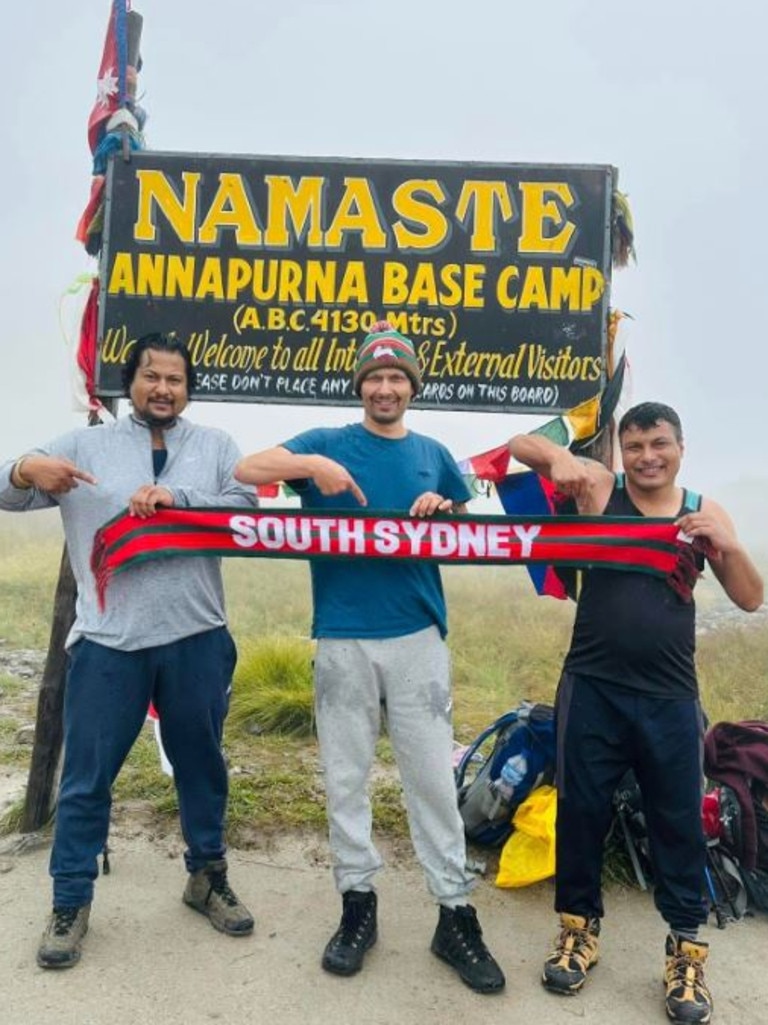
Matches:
[236,321,505,995]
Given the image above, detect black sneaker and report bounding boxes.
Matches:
[183,859,254,936]
[664,935,712,1024]
[430,904,505,994]
[321,890,378,976]
[37,904,91,969]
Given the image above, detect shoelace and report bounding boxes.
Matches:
[336,903,374,945]
[553,927,593,969]
[450,911,494,963]
[206,872,240,907]
[51,907,81,936]
[669,953,708,993]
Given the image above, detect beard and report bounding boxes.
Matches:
[131,408,178,429]
[368,406,402,424]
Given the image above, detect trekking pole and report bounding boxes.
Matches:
[704,863,726,929]
[706,842,740,922]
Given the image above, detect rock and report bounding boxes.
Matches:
[15,724,36,746]
[0,648,45,681]
[0,832,49,856]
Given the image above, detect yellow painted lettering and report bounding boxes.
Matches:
[135,253,166,296]
[252,261,278,302]
[518,182,576,255]
[107,252,136,294]
[277,261,303,303]
[408,263,439,305]
[166,255,196,298]
[226,259,253,300]
[462,264,486,308]
[549,266,582,311]
[264,175,325,248]
[437,265,465,307]
[382,261,410,304]
[392,179,448,251]
[496,265,520,309]
[518,266,550,310]
[134,170,200,244]
[195,257,225,299]
[337,261,369,303]
[325,178,387,249]
[454,182,515,252]
[304,261,336,304]
[581,267,605,309]
[239,307,261,329]
[198,173,262,246]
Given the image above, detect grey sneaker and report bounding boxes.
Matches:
[37,904,91,969]
[183,859,254,936]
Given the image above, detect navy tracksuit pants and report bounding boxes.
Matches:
[555,672,708,933]
[50,627,236,907]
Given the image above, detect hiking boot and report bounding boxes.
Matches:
[321,890,378,976]
[183,859,254,936]
[664,935,713,1024]
[430,904,506,994]
[542,913,600,994]
[36,904,91,969]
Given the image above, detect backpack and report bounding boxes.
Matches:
[713,781,768,913]
[704,720,768,913]
[744,784,768,909]
[455,702,556,847]
[610,773,750,926]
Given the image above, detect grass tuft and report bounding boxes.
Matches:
[0,799,25,835]
[229,637,315,737]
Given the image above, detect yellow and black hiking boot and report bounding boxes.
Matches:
[37,904,91,969]
[542,913,600,994]
[664,935,712,1024]
[183,859,254,936]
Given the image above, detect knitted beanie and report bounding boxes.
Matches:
[353,321,421,396]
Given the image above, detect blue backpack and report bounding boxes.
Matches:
[455,701,556,846]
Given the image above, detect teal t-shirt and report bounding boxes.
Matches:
[284,423,471,639]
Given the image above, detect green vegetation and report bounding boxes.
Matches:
[1,520,766,866]
[697,625,768,722]
[229,636,315,737]
[0,514,63,648]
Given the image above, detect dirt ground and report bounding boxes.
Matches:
[2,642,766,1024]
[0,827,765,1025]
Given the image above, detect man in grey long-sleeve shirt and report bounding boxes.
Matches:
[0,333,258,969]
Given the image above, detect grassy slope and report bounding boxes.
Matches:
[1,518,766,844]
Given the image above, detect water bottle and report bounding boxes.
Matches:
[495,753,528,801]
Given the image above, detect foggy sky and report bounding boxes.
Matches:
[2,1,766,499]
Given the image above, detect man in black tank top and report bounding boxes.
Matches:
[509,402,763,1025]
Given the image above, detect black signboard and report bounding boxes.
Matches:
[98,152,616,413]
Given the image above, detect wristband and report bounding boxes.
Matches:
[11,456,33,490]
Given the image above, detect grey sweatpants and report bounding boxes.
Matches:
[314,625,475,905]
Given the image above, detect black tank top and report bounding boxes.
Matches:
[564,475,704,698]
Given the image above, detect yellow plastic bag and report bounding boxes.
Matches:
[495,785,557,888]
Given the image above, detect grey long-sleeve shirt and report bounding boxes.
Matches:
[0,415,258,650]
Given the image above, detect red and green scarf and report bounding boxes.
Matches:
[91,507,694,609]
